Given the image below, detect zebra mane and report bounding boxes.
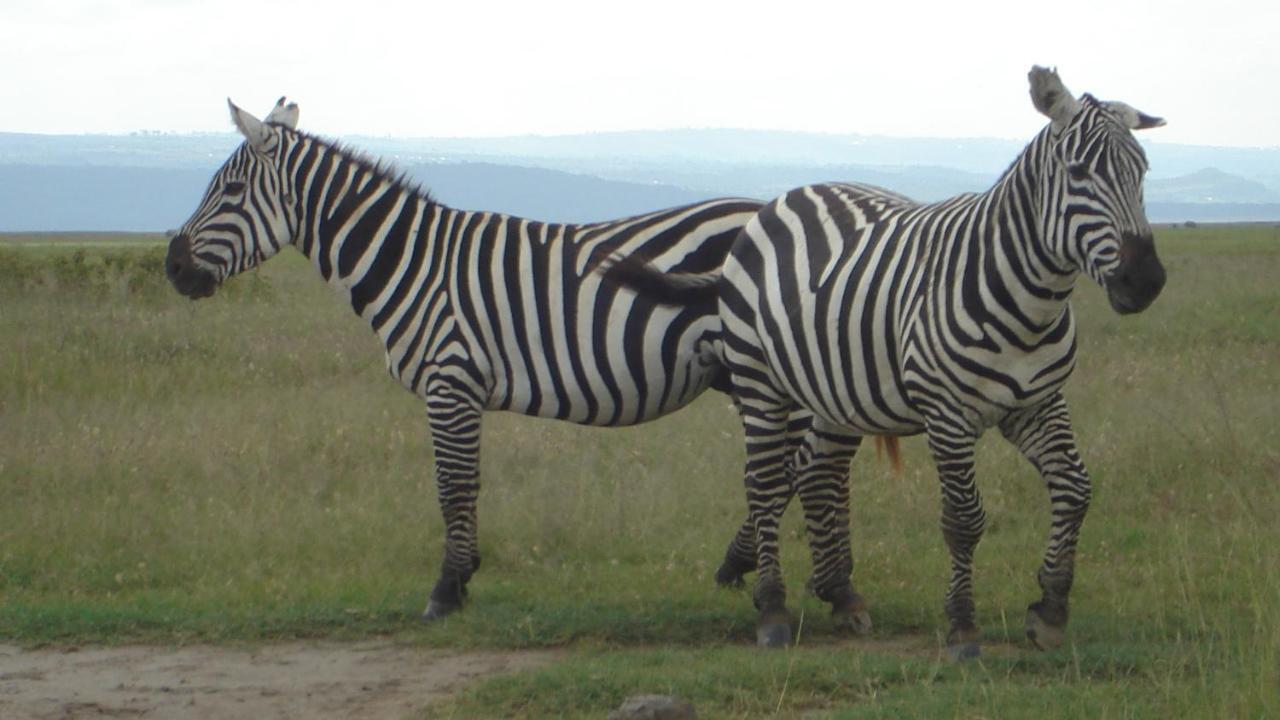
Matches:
[276,125,439,207]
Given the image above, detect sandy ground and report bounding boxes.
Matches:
[0,642,559,719]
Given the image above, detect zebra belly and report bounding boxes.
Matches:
[763,333,924,436]
[478,296,725,427]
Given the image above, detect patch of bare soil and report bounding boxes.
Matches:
[0,642,559,719]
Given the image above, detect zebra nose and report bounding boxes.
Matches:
[166,234,192,282]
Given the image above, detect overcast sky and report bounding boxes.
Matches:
[1,0,1275,148]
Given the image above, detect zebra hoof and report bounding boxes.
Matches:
[756,609,794,648]
[947,642,982,661]
[714,565,747,589]
[832,602,873,636]
[1026,605,1067,651]
[756,622,792,648]
[945,625,981,661]
[421,599,461,622]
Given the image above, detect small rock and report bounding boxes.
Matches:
[607,694,696,720]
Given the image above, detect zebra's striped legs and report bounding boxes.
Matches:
[999,393,1091,651]
[740,402,799,647]
[715,411,811,588]
[716,419,870,635]
[925,422,986,658]
[794,423,869,634]
[421,387,484,621]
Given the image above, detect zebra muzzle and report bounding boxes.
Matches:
[1106,235,1166,314]
[165,234,218,299]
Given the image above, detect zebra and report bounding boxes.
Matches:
[602,67,1167,654]
[165,97,831,623]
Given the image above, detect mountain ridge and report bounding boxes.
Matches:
[2,130,1278,231]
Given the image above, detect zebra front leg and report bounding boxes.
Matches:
[742,405,798,647]
[421,390,484,621]
[999,393,1091,651]
[715,409,810,588]
[794,423,869,635]
[926,422,985,659]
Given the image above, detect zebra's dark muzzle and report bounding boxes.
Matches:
[1105,234,1165,315]
[166,234,219,299]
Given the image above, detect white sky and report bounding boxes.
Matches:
[1,0,1276,147]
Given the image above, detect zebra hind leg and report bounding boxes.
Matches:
[421,391,484,622]
[714,410,809,588]
[714,522,758,588]
[795,425,870,635]
[739,405,801,648]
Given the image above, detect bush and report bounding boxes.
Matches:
[0,245,176,299]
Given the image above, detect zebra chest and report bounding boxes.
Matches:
[902,327,1077,430]
[375,306,494,402]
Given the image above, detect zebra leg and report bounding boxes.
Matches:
[999,393,1091,651]
[742,403,798,647]
[925,422,985,659]
[715,410,810,588]
[421,389,484,621]
[794,422,870,635]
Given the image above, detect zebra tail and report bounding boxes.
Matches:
[594,252,721,307]
[874,437,903,477]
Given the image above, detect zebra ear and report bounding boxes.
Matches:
[1028,66,1081,131]
[264,96,300,130]
[1105,101,1166,131]
[227,98,276,155]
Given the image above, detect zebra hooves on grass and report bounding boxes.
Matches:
[421,598,462,622]
[945,624,982,661]
[1025,601,1069,651]
[830,593,873,636]
[421,568,473,622]
[808,580,872,636]
[946,642,982,662]
[755,607,795,648]
[713,550,756,589]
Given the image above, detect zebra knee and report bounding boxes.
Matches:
[941,504,987,551]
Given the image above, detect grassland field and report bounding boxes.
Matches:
[1,226,1277,718]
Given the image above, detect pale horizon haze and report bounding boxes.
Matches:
[1,0,1276,148]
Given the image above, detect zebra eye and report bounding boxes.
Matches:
[225,180,247,196]
[1066,163,1090,182]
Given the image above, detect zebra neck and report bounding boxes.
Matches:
[961,136,1079,334]
[292,144,443,313]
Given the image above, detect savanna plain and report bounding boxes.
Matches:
[1,226,1277,718]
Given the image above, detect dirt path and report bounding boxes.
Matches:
[0,642,559,719]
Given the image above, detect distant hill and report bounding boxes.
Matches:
[0,162,712,232]
[1146,168,1280,204]
[2,130,1278,231]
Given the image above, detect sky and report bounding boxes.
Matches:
[1,0,1276,148]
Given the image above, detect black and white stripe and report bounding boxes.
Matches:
[605,67,1167,651]
[165,97,785,619]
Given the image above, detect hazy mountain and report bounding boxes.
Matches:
[2,130,1278,231]
[0,162,710,232]
[1146,168,1280,204]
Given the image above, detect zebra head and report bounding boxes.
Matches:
[1029,66,1167,315]
[166,97,300,299]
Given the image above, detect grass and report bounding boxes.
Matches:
[1,225,1278,717]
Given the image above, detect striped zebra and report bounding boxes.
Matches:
[603,67,1167,653]
[164,97,823,622]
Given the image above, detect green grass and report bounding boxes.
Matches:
[2,226,1278,717]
